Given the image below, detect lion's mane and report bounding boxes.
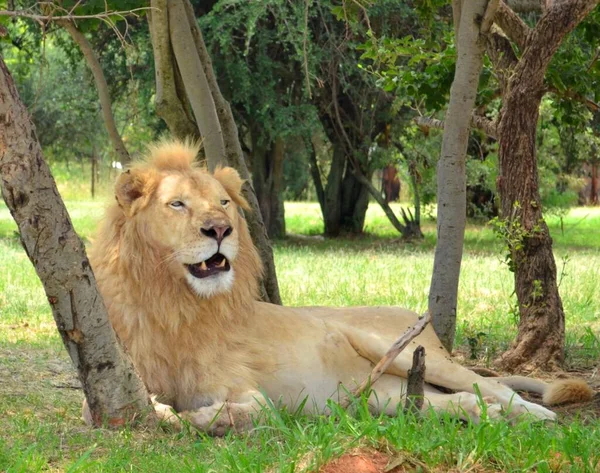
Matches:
[89,141,268,410]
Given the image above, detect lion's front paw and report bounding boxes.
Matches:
[152,396,182,429]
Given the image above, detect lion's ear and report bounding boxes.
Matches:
[213,166,250,210]
[115,169,157,215]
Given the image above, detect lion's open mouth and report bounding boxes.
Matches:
[186,253,230,279]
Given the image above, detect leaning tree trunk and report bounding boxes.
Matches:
[167,0,226,170]
[428,0,495,351]
[148,0,200,142]
[496,0,599,371]
[57,20,131,165]
[0,55,150,427]
[147,0,282,304]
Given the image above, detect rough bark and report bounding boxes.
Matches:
[167,0,225,170]
[308,138,326,215]
[251,135,286,239]
[0,56,150,427]
[404,346,426,415]
[57,20,130,165]
[148,0,200,141]
[496,0,600,371]
[181,0,281,304]
[429,0,493,352]
[323,143,346,236]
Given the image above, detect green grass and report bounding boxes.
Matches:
[1,198,599,472]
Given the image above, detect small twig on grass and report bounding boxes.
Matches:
[340,312,431,409]
[403,345,426,415]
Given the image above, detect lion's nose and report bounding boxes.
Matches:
[201,224,233,244]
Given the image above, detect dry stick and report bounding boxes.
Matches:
[340,312,431,409]
[403,345,426,415]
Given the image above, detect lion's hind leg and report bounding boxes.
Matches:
[367,375,503,424]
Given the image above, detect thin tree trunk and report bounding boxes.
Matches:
[0,56,150,427]
[91,152,96,199]
[591,161,599,205]
[148,0,200,141]
[323,143,346,236]
[496,0,599,371]
[167,0,226,170]
[428,0,493,352]
[57,20,130,165]
[308,138,326,215]
[182,0,282,303]
[269,138,286,239]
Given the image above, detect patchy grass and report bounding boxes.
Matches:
[1,199,599,472]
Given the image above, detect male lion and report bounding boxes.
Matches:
[88,141,592,434]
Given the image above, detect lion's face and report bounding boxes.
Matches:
[115,163,249,298]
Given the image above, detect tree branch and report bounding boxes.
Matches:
[148,0,200,141]
[546,85,600,112]
[340,312,431,409]
[0,8,150,23]
[486,28,519,92]
[57,19,131,164]
[415,114,498,139]
[180,0,282,305]
[494,1,531,50]
[505,0,544,13]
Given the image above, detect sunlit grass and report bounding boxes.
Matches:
[1,198,599,472]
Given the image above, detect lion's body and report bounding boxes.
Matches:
[89,141,592,434]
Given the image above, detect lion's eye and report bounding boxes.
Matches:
[220,199,230,207]
[169,200,185,209]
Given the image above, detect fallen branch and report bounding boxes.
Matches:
[340,312,431,408]
[403,345,426,415]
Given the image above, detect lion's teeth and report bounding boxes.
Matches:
[200,261,208,270]
[218,258,227,268]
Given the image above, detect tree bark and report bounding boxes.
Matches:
[428,0,494,351]
[251,134,286,239]
[148,0,200,142]
[57,20,131,165]
[495,0,600,371]
[0,55,150,427]
[181,0,282,303]
[167,0,226,170]
[323,143,346,236]
[404,346,426,415]
[308,138,326,215]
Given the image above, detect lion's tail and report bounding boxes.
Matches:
[495,376,594,405]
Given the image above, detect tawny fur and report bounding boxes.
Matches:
[543,379,595,405]
[89,141,269,411]
[89,140,594,430]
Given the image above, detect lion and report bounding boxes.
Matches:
[88,140,593,434]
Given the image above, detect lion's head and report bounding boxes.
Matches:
[92,140,261,304]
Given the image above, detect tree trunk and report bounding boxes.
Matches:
[428,0,493,352]
[0,56,150,427]
[91,151,97,199]
[591,161,599,205]
[181,0,282,303]
[148,0,200,142]
[167,0,226,170]
[57,20,131,165]
[323,143,346,236]
[308,138,326,215]
[251,135,286,239]
[340,169,370,234]
[495,0,599,371]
